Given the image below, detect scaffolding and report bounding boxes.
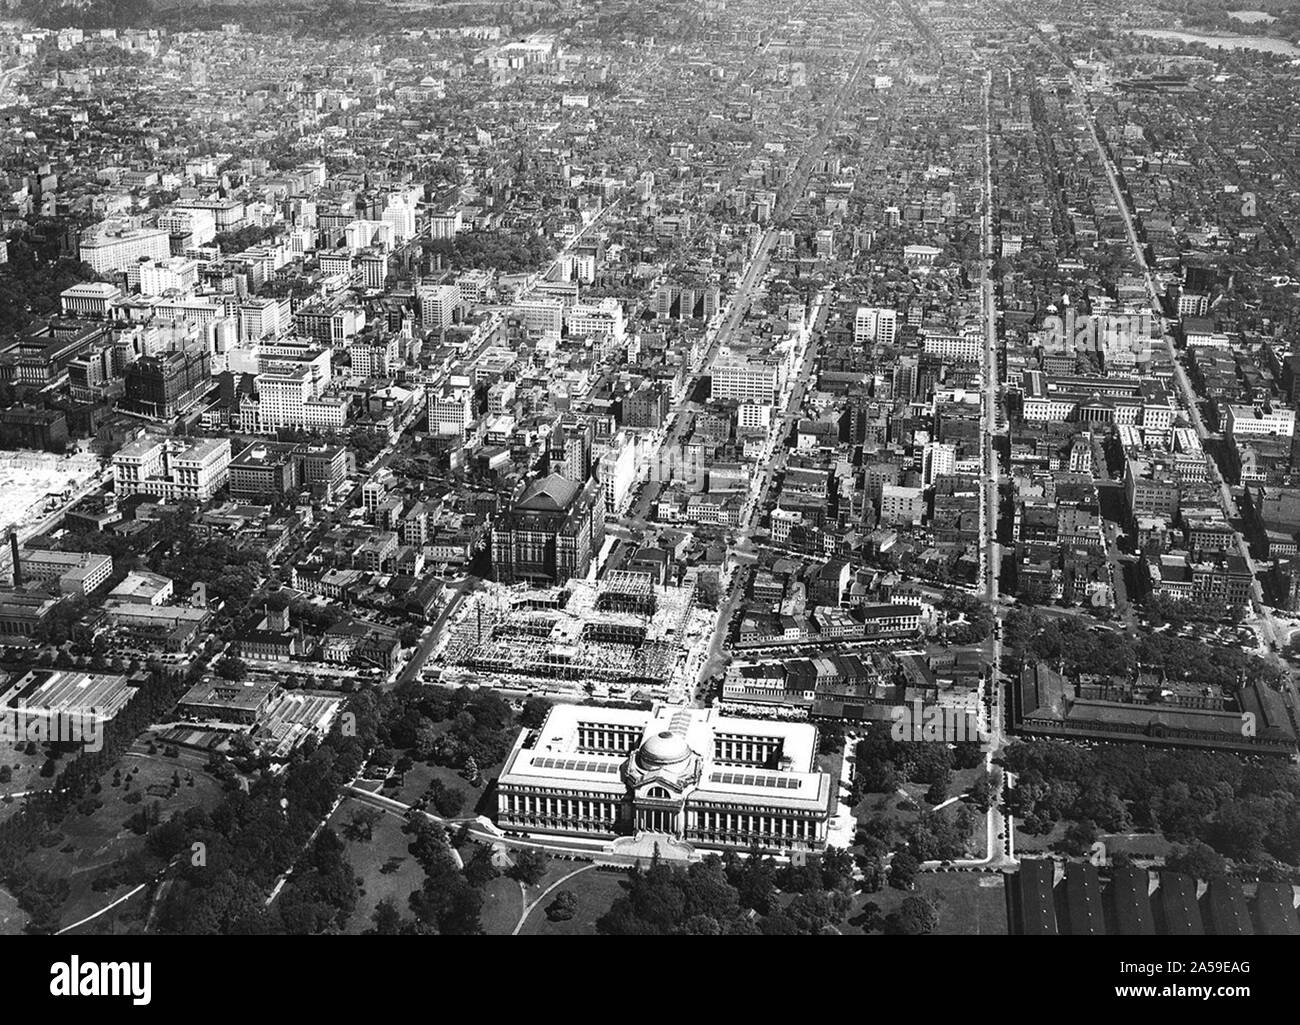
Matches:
[596,569,658,616]
[435,577,695,694]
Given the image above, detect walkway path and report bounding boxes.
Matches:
[55,883,147,936]
[511,864,596,936]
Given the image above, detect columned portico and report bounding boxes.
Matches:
[636,807,680,834]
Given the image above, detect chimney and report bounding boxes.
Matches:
[9,531,20,587]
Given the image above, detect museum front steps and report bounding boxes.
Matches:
[486,828,700,868]
[610,831,698,863]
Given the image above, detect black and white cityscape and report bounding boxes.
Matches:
[0,0,1295,958]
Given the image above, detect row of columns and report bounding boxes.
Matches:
[689,809,817,841]
[502,792,618,827]
[576,726,638,753]
[713,738,779,764]
[500,793,825,846]
[636,808,678,833]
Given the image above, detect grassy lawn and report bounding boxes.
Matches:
[1012,817,1174,862]
[854,786,922,829]
[1099,831,1172,860]
[371,726,507,819]
[0,885,27,935]
[502,861,1008,936]
[0,739,63,824]
[20,738,227,933]
[850,872,1009,935]
[1011,818,1066,853]
[816,748,843,780]
[852,786,984,859]
[518,865,627,936]
[63,886,152,936]
[386,757,495,817]
[331,797,423,935]
[949,765,985,799]
[477,871,524,935]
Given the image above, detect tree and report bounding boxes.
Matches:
[889,851,919,890]
[519,697,552,729]
[408,871,482,936]
[412,719,439,761]
[405,817,450,873]
[430,781,466,818]
[213,224,279,254]
[818,846,855,892]
[967,771,995,812]
[346,807,381,842]
[215,656,248,682]
[463,847,500,888]
[510,848,549,887]
[857,901,883,933]
[727,848,780,914]
[1165,840,1229,880]
[679,857,741,922]
[757,912,799,935]
[1060,818,1099,857]
[785,889,852,934]
[886,895,939,935]
[856,852,885,893]
[817,720,846,755]
[546,890,578,922]
[370,897,405,935]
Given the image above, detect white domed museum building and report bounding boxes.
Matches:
[495,702,834,856]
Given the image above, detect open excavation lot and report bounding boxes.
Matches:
[0,450,100,536]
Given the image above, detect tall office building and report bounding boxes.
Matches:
[427,382,474,437]
[549,418,594,482]
[420,283,460,330]
[922,441,957,486]
[114,436,231,502]
[491,474,606,585]
[79,227,172,275]
[712,355,781,404]
[122,349,211,418]
[855,306,898,347]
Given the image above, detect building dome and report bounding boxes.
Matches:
[637,730,691,769]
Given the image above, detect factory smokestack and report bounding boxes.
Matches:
[9,531,20,587]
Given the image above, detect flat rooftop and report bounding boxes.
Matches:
[499,702,829,810]
[1,669,136,720]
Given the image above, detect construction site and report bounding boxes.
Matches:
[0,450,102,536]
[436,570,709,701]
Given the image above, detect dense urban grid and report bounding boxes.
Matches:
[0,0,1295,939]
